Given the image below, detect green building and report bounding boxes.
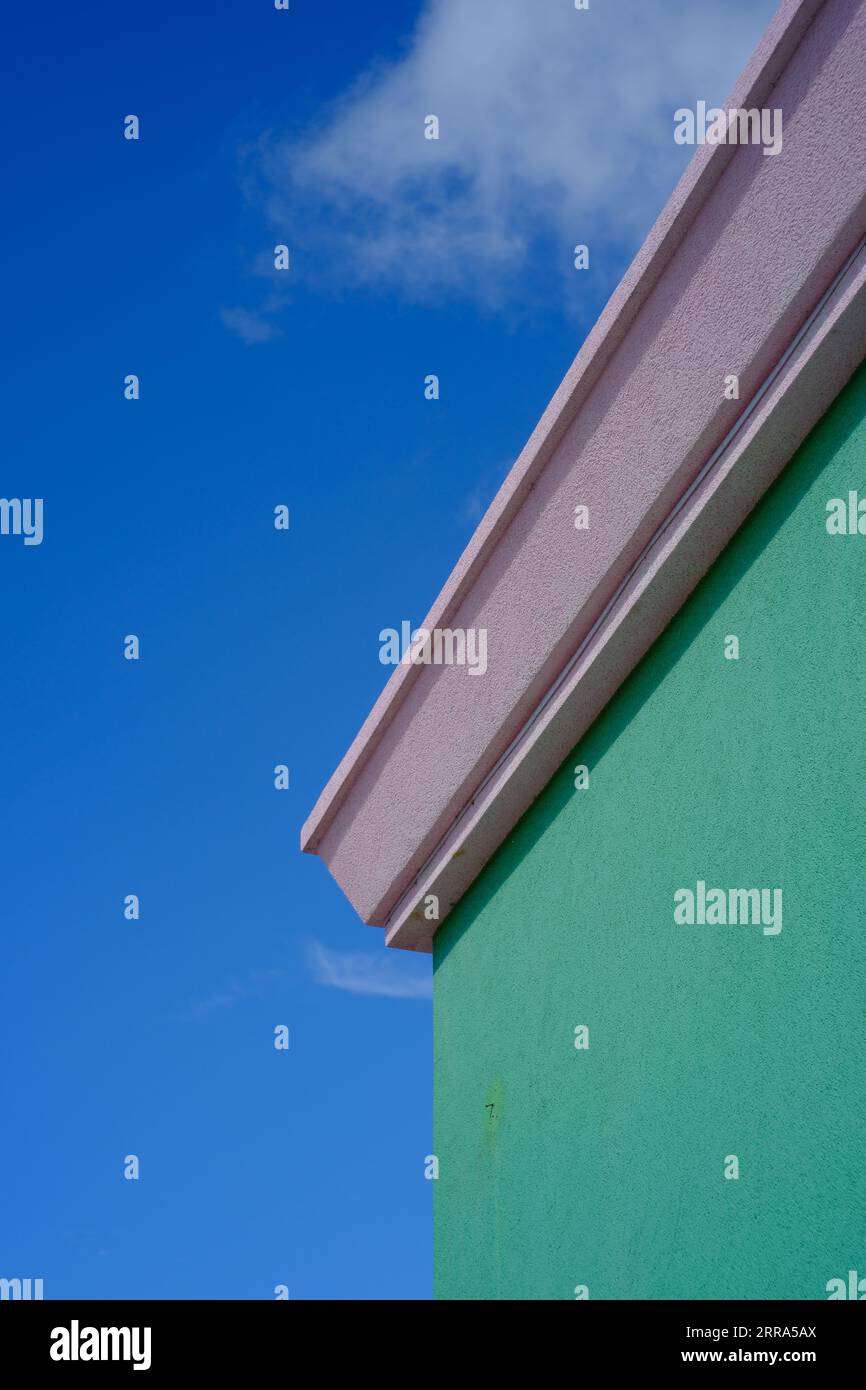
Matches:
[304,0,866,1299]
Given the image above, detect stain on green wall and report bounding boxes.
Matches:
[433,362,866,1301]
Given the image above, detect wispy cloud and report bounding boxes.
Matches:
[185,968,285,1020]
[309,942,432,1000]
[457,457,512,529]
[220,305,282,345]
[247,0,776,308]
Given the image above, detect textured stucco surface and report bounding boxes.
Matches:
[387,238,866,950]
[432,362,866,1301]
[304,0,866,933]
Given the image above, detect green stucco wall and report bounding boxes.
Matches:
[433,361,866,1301]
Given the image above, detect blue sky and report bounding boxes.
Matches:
[0,0,777,1299]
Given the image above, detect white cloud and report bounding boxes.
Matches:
[255,0,777,305]
[309,941,432,999]
[220,305,282,344]
[186,968,285,1019]
[457,457,513,528]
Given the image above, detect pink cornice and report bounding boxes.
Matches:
[302,0,866,950]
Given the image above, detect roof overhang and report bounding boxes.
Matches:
[302,0,866,951]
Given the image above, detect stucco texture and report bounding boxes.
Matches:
[432,362,866,1301]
